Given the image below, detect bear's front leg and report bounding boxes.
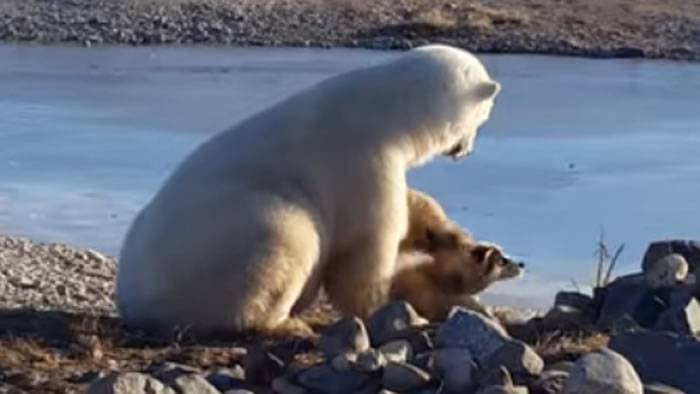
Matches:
[323,234,402,319]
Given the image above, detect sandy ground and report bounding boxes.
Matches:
[0,0,698,60]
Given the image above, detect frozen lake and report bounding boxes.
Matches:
[1,45,699,308]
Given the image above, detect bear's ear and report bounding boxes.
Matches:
[475,80,501,100]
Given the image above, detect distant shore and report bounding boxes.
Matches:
[1,0,699,61]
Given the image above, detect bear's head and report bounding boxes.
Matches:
[382,44,501,166]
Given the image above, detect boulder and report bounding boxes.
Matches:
[563,347,643,394]
[609,330,700,393]
[653,288,700,335]
[296,364,371,394]
[482,340,544,381]
[642,383,685,394]
[435,307,510,363]
[529,370,569,394]
[170,374,220,394]
[378,340,413,363]
[366,301,428,345]
[434,348,476,392]
[596,274,662,331]
[319,317,370,359]
[555,291,595,314]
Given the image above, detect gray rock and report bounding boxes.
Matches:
[356,348,387,372]
[563,348,643,394]
[435,307,510,362]
[642,240,700,274]
[171,374,221,394]
[482,340,544,378]
[609,330,700,393]
[530,370,569,394]
[477,385,529,394]
[223,390,255,394]
[366,301,428,345]
[643,383,685,394]
[330,353,355,371]
[412,351,436,373]
[297,364,370,394]
[653,288,700,335]
[434,348,476,392]
[381,361,431,392]
[88,372,176,394]
[379,340,413,363]
[319,317,370,359]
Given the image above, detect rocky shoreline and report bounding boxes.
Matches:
[1,0,699,61]
[1,234,699,393]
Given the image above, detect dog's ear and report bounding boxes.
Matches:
[471,244,494,264]
[426,228,459,252]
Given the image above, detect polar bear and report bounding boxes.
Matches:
[116,44,501,337]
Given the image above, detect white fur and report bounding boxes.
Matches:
[116,44,501,333]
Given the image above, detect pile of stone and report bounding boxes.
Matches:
[89,302,648,394]
[531,239,700,393]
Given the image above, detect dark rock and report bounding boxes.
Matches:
[242,346,285,384]
[653,288,700,335]
[530,370,569,394]
[642,240,700,274]
[597,274,661,331]
[482,340,544,381]
[542,305,593,330]
[609,330,700,393]
[546,361,576,374]
[643,383,685,394]
[206,367,246,392]
[88,372,175,394]
[297,364,370,394]
[271,377,307,394]
[563,347,643,394]
[366,301,428,345]
[319,317,370,359]
[435,307,510,363]
[434,348,476,392]
[381,361,431,392]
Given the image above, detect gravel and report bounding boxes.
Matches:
[0,234,116,316]
[0,0,698,61]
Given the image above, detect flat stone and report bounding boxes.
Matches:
[482,340,544,378]
[563,347,643,394]
[609,330,700,393]
[88,372,175,394]
[366,301,428,345]
[319,317,370,359]
[381,361,431,392]
[297,364,370,394]
[435,307,510,363]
